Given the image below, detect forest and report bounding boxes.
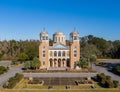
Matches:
[0,35,120,61]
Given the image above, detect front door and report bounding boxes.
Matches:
[58,60,61,67]
[50,61,53,67]
[67,59,70,67]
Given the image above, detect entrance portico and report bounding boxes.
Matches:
[49,58,68,68]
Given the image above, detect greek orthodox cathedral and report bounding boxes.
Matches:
[39,29,80,69]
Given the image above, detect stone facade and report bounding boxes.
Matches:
[39,30,80,69]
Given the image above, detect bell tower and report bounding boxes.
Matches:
[70,29,80,69]
[39,28,49,69]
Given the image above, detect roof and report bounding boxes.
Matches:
[49,43,69,50]
[70,31,79,35]
[54,31,65,35]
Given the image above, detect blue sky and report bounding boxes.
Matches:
[0,0,120,41]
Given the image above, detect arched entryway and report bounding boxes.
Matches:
[50,58,53,67]
[67,59,70,67]
[62,58,66,67]
[58,59,61,67]
[54,59,57,67]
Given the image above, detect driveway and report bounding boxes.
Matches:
[93,60,120,85]
[0,61,22,88]
[23,72,97,78]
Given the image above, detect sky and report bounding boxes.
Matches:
[0,0,120,41]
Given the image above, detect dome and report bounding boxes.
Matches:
[40,31,48,35]
[70,31,79,35]
[54,31,65,35]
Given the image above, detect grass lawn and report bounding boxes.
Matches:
[14,79,93,89]
[3,79,119,92]
[14,79,103,89]
[0,89,120,92]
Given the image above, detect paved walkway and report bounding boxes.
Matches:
[23,72,97,78]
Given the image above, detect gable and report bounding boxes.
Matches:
[50,43,69,50]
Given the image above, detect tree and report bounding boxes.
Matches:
[90,54,97,68]
[18,52,28,62]
[113,80,119,88]
[81,44,100,59]
[49,39,53,46]
[24,61,31,69]
[24,57,41,70]
[32,57,41,69]
[25,42,38,60]
[78,57,88,69]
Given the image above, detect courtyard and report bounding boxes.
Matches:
[14,77,100,89]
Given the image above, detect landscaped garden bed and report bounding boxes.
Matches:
[0,66,9,75]
[3,73,24,89]
[27,77,44,86]
[95,73,119,88]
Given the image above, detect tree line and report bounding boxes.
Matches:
[0,35,120,61]
[80,35,120,59]
[0,40,39,60]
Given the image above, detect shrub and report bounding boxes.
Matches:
[106,76,111,80]
[96,73,119,88]
[28,78,42,84]
[113,80,119,88]
[0,66,9,75]
[3,73,23,89]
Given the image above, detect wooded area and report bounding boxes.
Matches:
[0,35,120,61]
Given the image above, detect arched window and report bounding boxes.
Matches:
[62,51,65,57]
[43,46,45,49]
[56,37,57,42]
[50,51,52,57]
[42,46,45,57]
[54,51,57,57]
[74,36,77,40]
[46,36,48,40]
[42,50,45,57]
[74,50,77,57]
[42,36,45,40]
[58,51,61,57]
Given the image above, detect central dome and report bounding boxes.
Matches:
[54,31,65,35]
[53,31,66,45]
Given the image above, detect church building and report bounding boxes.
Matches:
[39,29,80,69]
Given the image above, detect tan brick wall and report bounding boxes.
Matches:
[70,41,80,69]
[39,41,49,69]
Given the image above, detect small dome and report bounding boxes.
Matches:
[70,31,79,35]
[54,31,65,35]
[40,31,48,35]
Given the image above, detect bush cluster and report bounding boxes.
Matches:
[112,65,120,76]
[28,78,42,84]
[97,73,119,88]
[3,73,23,89]
[0,66,9,75]
[97,62,106,66]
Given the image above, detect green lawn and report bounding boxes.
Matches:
[3,79,119,92]
[14,79,103,89]
[0,89,120,92]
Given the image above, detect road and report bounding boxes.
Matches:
[93,60,120,85]
[0,61,22,88]
[23,72,97,78]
